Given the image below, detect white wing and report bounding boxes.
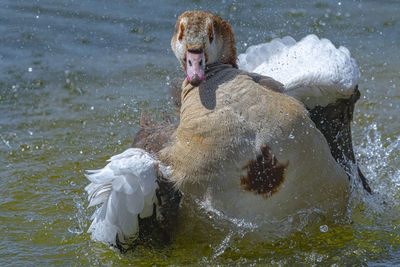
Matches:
[238,34,360,108]
[85,148,167,247]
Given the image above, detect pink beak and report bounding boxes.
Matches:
[186,50,205,87]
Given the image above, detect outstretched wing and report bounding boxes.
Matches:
[85,148,168,248]
[238,34,360,109]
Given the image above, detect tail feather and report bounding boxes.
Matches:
[85,148,163,247]
[87,185,112,208]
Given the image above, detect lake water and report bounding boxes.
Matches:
[1,0,399,265]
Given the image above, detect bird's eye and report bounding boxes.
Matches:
[188,60,192,67]
[199,60,202,66]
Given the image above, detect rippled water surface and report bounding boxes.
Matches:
[1,0,399,265]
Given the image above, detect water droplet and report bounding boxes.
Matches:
[68,226,83,235]
[320,224,329,232]
[288,131,295,139]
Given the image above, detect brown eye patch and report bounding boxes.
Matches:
[207,23,214,44]
[178,23,185,42]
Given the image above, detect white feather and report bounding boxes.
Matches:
[85,148,164,246]
[238,34,360,108]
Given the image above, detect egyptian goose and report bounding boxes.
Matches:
[85,10,368,249]
[160,8,349,219]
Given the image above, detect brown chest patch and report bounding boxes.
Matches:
[240,146,288,197]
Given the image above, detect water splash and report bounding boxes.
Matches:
[357,124,400,203]
[68,196,87,235]
[344,122,400,230]
[0,133,11,149]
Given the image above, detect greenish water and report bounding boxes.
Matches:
[1,0,399,265]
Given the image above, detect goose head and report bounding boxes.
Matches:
[171,11,238,86]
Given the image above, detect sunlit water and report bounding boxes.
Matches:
[1,0,399,265]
